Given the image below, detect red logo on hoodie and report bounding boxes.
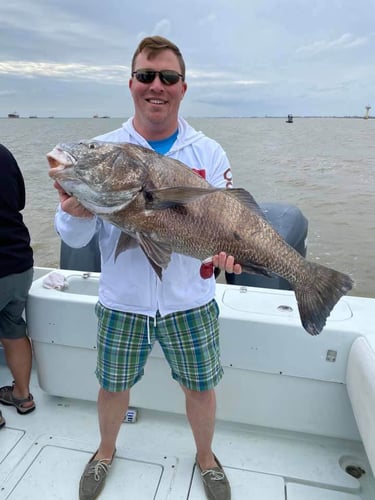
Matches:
[192,169,206,179]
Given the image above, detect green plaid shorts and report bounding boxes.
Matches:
[95,299,223,392]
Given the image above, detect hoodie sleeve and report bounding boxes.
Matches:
[54,204,99,248]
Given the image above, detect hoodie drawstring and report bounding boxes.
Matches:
[146,315,157,345]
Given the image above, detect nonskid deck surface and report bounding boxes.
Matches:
[0,366,374,499]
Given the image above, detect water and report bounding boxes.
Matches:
[1,117,374,297]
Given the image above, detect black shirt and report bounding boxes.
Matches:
[0,144,33,278]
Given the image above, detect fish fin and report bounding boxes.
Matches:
[225,189,266,218]
[137,233,173,280]
[294,263,354,336]
[115,232,139,259]
[144,186,219,210]
[115,230,171,280]
[140,252,163,280]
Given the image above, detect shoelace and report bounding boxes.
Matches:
[201,469,225,481]
[88,460,111,481]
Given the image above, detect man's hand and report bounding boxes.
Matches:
[200,252,242,279]
[54,181,94,218]
[212,252,242,274]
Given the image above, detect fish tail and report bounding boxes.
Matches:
[294,263,354,335]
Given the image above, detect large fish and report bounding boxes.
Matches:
[47,140,354,336]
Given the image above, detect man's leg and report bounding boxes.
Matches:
[95,387,130,460]
[79,388,130,500]
[182,386,218,469]
[182,386,231,499]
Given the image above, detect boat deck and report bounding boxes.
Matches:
[1,365,374,499]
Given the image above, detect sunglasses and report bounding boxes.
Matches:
[132,69,184,86]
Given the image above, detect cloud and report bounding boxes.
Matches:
[0,89,16,96]
[0,61,129,84]
[296,33,369,57]
[137,18,172,41]
[187,69,267,87]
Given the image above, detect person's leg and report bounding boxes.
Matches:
[159,301,230,498]
[92,305,152,460]
[0,409,5,428]
[79,387,128,500]
[181,386,218,469]
[80,304,153,499]
[0,269,34,410]
[94,387,130,460]
[158,300,223,469]
[79,306,152,499]
[1,336,33,403]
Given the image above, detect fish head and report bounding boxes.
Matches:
[47,141,149,214]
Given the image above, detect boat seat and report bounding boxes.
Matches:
[346,334,375,475]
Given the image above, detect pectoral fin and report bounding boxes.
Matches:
[115,232,139,259]
[115,231,172,280]
[137,233,173,280]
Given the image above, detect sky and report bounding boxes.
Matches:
[1,0,374,118]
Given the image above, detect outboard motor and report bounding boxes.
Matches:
[225,202,308,290]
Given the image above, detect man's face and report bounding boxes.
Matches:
[129,49,187,135]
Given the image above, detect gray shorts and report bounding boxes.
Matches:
[0,268,33,339]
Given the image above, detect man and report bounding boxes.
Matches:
[54,36,240,500]
[0,144,35,427]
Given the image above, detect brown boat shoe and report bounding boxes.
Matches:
[196,454,231,500]
[79,449,116,500]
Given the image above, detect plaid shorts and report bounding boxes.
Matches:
[95,299,223,392]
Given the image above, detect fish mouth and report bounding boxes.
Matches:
[47,146,76,177]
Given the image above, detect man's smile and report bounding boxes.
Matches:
[146,98,167,105]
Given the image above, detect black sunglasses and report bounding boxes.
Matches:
[132,69,184,86]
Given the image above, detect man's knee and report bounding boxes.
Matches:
[181,385,216,401]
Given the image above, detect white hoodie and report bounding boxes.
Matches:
[54,117,232,317]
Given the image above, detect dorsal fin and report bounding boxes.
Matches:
[225,189,266,218]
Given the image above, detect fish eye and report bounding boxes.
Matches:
[88,143,96,149]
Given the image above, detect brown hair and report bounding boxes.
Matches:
[131,36,186,80]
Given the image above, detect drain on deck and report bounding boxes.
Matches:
[345,465,366,479]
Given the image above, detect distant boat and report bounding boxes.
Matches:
[93,114,99,118]
[29,115,38,119]
[286,114,293,123]
[8,112,19,118]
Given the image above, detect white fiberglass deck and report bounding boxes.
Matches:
[0,366,374,500]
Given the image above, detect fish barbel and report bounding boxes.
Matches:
[47,140,354,335]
